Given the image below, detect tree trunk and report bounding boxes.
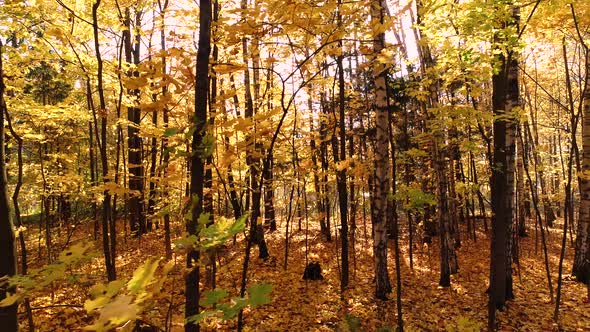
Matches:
[488,4,519,328]
[264,153,276,231]
[517,129,527,237]
[185,0,211,330]
[92,0,116,282]
[241,0,269,259]
[415,0,457,286]
[0,38,18,332]
[370,0,392,300]
[574,48,590,284]
[336,0,349,290]
[158,0,171,259]
[124,7,146,236]
[4,105,35,331]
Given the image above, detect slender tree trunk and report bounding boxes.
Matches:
[388,108,404,331]
[223,85,243,221]
[336,0,349,290]
[185,0,211,331]
[0,38,18,332]
[147,104,158,230]
[557,36,582,320]
[319,94,332,241]
[125,7,146,236]
[89,119,98,239]
[264,155,276,231]
[415,0,458,285]
[516,132,527,237]
[520,124,555,301]
[240,0,269,259]
[203,0,220,290]
[309,116,327,236]
[4,108,34,331]
[158,0,172,260]
[92,0,116,282]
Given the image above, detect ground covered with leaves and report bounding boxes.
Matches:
[17,216,590,331]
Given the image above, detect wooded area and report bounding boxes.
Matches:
[0,0,589,331]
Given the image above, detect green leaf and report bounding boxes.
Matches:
[186,310,217,325]
[200,288,228,307]
[164,127,179,136]
[230,214,248,235]
[247,283,272,308]
[174,234,199,250]
[198,213,211,227]
[344,314,362,332]
[218,297,248,320]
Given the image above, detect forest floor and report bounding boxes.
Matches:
[17,215,590,331]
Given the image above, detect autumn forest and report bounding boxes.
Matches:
[0,0,590,331]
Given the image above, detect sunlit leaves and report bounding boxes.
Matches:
[0,293,19,307]
[83,258,174,331]
[186,283,272,325]
[177,213,247,251]
[396,184,437,212]
[127,258,160,295]
[85,280,126,312]
[0,242,94,308]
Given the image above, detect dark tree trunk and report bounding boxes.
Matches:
[5,105,34,331]
[240,0,269,259]
[0,38,18,332]
[336,1,349,289]
[263,154,276,231]
[488,4,519,329]
[147,107,158,230]
[185,0,211,330]
[204,0,219,289]
[158,0,171,259]
[415,0,457,286]
[320,93,332,241]
[125,8,146,236]
[92,0,116,282]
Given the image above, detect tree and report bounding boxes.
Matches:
[92,0,116,282]
[185,0,212,331]
[0,38,18,332]
[124,5,147,237]
[488,1,519,328]
[335,0,349,292]
[572,3,590,285]
[370,0,392,300]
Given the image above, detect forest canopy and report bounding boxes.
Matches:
[0,0,589,331]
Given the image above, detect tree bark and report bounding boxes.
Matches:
[92,0,116,282]
[241,0,269,259]
[124,7,146,236]
[185,0,212,330]
[574,57,590,283]
[336,0,349,290]
[488,4,519,328]
[157,0,171,259]
[370,0,392,300]
[0,38,18,332]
